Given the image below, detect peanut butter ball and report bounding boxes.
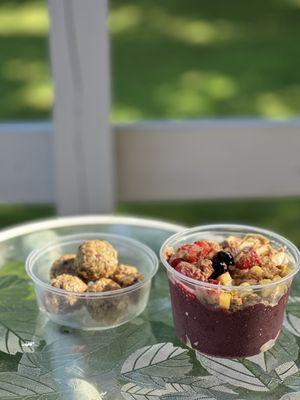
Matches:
[74,240,118,281]
[50,254,77,279]
[87,295,129,324]
[87,278,121,292]
[45,274,87,313]
[51,274,87,293]
[43,291,80,313]
[113,264,144,288]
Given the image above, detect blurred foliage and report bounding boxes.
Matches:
[0,0,51,120]
[0,0,300,120]
[1,1,300,241]
[110,0,300,120]
[0,204,54,229]
[119,198,300,247]
[1,199,300,248]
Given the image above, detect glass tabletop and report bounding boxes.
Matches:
[0,216,300,400]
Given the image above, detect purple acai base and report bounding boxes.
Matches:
[169,280,289,358]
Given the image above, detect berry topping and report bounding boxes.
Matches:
[211,251,234,277]
[194,240,211,257]
[235,250,261,270]
[171,258,183,268]
[216,251,234,266]
[208,279,220,285]
[174,243,202,264]
[175,261,211,282]
[186,252,198,263]
[166,232,292,316]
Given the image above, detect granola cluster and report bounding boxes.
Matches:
[45,240,144,322]
[50,254,77,279]
[51,274,88,292]
[166,234,293,311]
[74,240,118,281]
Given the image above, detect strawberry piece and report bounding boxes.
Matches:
[175,282,196,301]
[180,244,197,251]
[208,279,220,285]
[194,240,211,257]
[177,240,211,264]
[186,252,198,263]
[235,250,261,270]
[180,243,201,263]
[171,258,183,268]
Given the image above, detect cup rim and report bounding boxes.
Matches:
[26,232,159,298]
[160,223,300,291]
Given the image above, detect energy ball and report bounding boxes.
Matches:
[45,239,145,323]
[87,278,121,292]
[51,274,87,293]
[115,264,138,275]
[45,274,87,314]
[74,240,118,281]
[50,254,77,279]
[43,291,80,314]
[87,296,129,324]
[113,264,144,288]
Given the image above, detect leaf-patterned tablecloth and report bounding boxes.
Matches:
[0,219,300,400]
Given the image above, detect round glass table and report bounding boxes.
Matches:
[0,216,300,400]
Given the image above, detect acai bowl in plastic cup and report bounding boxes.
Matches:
[160,224,300,358]
[26,233,158,330]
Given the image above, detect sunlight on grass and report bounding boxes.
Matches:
[1,58,52,114]
[110,4,236,45]
[150,9,236,45]
[0,0,300,120]
[256,91,296,118]
[156,71,238,116]
[109,5,142,34]
[286,0,300,8]
[169,19,235,45]
[19,82,53,110]
[0,2,48,36]
[2,59,49,82]
[111,105,143,121]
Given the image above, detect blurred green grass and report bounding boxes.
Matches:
[119,198,300,246]
[1,199,300,247]
[1,0,300,121]
[0,204,54,228]
[1,1,300,244]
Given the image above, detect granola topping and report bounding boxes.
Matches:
[166,233,294,311]
[113,264,144,288]
[87,278,121,292]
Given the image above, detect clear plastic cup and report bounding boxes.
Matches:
[26,233,158,330]
[160,224,300,358]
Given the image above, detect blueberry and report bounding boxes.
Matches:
[214,250,234,266]
[211,251,234,278]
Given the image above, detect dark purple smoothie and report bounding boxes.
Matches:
[169,280,289,358]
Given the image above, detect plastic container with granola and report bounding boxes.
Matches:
[160,224,300,358]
